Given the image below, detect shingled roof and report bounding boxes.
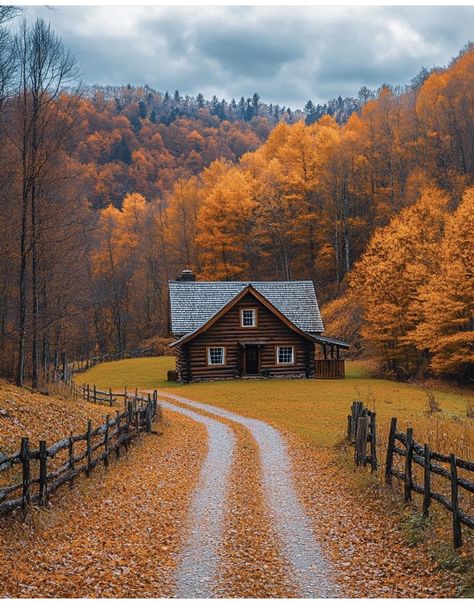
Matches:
[168,280,324,336]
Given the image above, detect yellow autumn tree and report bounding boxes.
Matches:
[165,176,202,271]
[349,186,450,376]
[195,166,256,280]
[408,188,474,378]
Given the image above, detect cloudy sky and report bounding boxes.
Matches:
[26,5,474,107]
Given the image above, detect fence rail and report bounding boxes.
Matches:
[386,417,474,548]
[0,389,160,517]
[74,383,141,406]
[348,401,474,549]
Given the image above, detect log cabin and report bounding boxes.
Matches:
[168,270,349,383]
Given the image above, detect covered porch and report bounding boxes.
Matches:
[313,335,349,379]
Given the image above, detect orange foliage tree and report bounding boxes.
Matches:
[408,188,474,378]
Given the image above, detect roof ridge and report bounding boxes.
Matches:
[168,280,315,284]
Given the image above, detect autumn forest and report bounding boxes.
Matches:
[0,9,473,386]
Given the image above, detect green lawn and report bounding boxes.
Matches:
[75,356,178,391]
[76,356,473,448]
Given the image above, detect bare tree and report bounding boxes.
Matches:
[0,7,19,107]
[12,18,80,386]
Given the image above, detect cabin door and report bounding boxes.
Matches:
[244,345,259,375]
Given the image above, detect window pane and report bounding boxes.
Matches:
[278,346,293,364]
[209,347,224,365]
[242,309,255,326]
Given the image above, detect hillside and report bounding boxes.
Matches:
[63,85,365,210]
[0,380,109,455]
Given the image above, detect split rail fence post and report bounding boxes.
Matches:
[68,434,75,486]
[104,415,110,467]
[86,420,92,476]
[404,427,414,503]
[146,396,153,433]
[126,400,133,450]
[116,411,121,458]
[109,388,113,406]
[20,437,31,509]
[422,443,431,517]
[355,417,362,464]
[351,401,362,441]
[348,402,355,441]
[362,410,369,466]
[370,411,377,472]
[355,412,368,465]
[385,417,397,484]
[93,385,96,404]
[134,399,139,434]
[450,454,462,549]
[39,440,48,506]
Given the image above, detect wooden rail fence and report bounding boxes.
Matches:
[347,401,474,548]
[0,389,160,517]
[44,347,155,385]
[74,383,142,407]
[347,401,378,472]
[70,348,155,376]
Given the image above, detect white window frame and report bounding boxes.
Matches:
[276,345,294,365]
[240,307,257,328]
[207,346,226,366]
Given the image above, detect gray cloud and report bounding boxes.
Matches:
[25,5,474,107]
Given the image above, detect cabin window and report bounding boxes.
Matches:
[241,308,257,328]
[276,345,294,364]
[207,346,226,365]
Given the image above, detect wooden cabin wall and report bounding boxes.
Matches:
[183,292,314,381]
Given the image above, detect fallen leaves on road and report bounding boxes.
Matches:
[218,423,298,597]
[288,434,458,598]
[0,410,206,597]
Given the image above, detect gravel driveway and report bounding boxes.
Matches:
[160,400,235,598]
[158,392,338,598]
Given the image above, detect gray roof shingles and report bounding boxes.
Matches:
[168,281,324,336]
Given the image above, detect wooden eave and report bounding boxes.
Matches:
[169,284,319,348]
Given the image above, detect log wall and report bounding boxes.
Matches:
[176,292,315,382]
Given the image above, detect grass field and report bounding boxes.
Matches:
[76,357,474,451]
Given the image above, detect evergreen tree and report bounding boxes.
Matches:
[304,100,318,125]
[245,98,253,121]
[138,100,147,119]
[252,92,260,115]
[238,96,246,119]
[196,92,205,108]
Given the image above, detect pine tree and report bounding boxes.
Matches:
[304,100,318,125]
[196,92,205,108]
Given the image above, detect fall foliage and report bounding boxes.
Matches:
[349,186,473,379]
[0,11,472,383]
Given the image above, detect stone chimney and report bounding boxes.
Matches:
[176,269,196,282]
